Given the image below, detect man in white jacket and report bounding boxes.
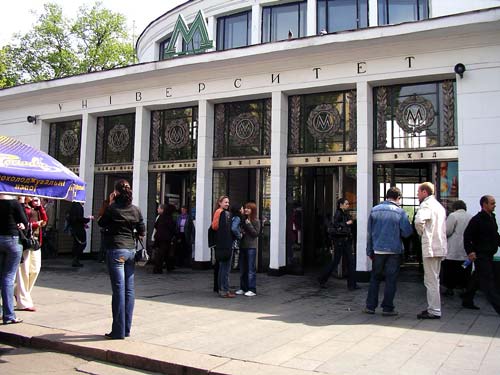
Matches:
[414,182,447,319]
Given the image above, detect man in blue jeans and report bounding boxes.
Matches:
[364,187,413,316]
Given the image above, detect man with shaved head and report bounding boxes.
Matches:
[462,195,500,315]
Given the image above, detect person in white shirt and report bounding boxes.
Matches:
[414,182,447,319]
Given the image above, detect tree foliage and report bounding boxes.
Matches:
[0,2,135,88]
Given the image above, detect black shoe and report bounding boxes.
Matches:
[462,302,480,310]
[317,277,326,288]
[417,310,441,319]
[72,262,83,268]
[348,285,361,291]
[104,332,124,340]
[443,288,454,297]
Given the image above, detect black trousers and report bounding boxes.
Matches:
[71,228,86,261]
[462,256,500,314]
[442,259,469,290]
[319,237,356,288]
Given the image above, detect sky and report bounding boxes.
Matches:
[0,0,187,47]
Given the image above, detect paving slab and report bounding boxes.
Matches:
[1,258,499,375]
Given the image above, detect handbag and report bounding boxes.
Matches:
[135,238,149,265]
[19,224,41,251]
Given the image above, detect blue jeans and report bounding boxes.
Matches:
[366,254,402,312]
[218,257,232,293]
[106,249,135,338]
[240,248,257,293]
[0,235,22,322]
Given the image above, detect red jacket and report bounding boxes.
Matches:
[24,203,48,246]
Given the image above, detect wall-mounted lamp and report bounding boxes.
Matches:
[454,63,466,79]
[27,115,37,124]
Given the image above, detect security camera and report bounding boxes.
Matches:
[27,115,37,124]
[454,63,466,79]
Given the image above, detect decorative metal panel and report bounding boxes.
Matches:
[230,113,260,146]
[263,98,272,155]
[289,96,301,154]
[376,86,388,149]
[214,104,225,158]
[348,90,357,150]
[150,110,161,161]
[442,80,455,146]
[165,118,190,149]
[395,94,435,135]
[95,117,105,164]
[107,124,130,153]
[96,114,134,164]
[288,91,355,154]
[49,120,81,166]
[214,99,269,158]
[306,104,342,139]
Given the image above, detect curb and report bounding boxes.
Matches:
[0,324,226,375]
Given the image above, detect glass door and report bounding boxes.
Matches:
[212,168,271,271]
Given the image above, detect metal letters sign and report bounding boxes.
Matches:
[395,94,435,135]
[164,10,213,58]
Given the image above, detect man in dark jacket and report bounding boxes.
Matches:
[68,201,93,267]
[462,195,500,314]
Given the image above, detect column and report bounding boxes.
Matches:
[251,4,262,45]
[307,0,317,36]
[356,81,373,272]
[132,106,150,215]
[79,113,97,252]
[194,99,214,262]
[369,0,378,27]
[207,16,216,51]
[269,91,288,271]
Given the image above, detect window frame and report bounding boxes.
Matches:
[216,10,252,51]
[317,0,369,34]
[261,0,307,43]
[378,0,429,25]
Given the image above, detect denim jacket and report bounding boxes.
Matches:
[366,200,413,257]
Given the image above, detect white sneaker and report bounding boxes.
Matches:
[235,289,245,295]
[244,291,256,297]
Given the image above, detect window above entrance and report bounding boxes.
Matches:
[150,107,198,162]
[216,10,251,51]
[49,120,82,167]
[288,90,357,154]
[95,114,135,164]
[374,80,456,150]
[214,99,271,158]
[317,0,368,33]
[262,1,307,43]
[378,0,429,25]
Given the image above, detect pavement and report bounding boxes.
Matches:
[1,258,499,375]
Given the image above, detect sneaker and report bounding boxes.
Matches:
[3,318,23,325]
[244,291,256,297]
[363,307,375,315]
[235,289,245,295]
[382,310,399,316]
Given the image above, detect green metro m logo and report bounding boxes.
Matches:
[164,10,214,58]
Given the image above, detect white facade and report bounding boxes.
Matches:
[1,1,500,274]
